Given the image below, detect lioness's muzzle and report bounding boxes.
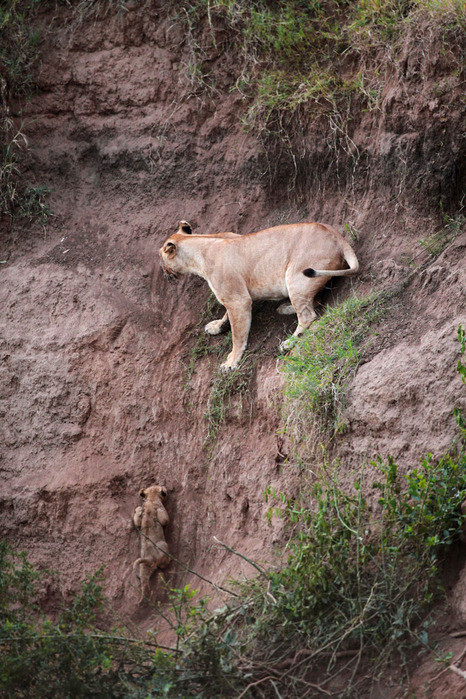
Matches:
[162,266,179,282]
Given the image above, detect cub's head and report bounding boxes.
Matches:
[139,485,168,503]
[159,220,193,281]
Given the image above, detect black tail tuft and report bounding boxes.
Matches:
[303,268,317,277]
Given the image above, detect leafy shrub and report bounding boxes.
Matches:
[157,442,466,696]
[0,545,160,697]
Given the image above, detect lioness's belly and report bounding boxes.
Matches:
[248,278,288,301]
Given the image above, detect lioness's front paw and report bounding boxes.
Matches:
[205,320,223,336]
[279,337,297,353]
[220,352,240,372]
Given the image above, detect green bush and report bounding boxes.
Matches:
[268,450,466,645]
[0,545,160,697]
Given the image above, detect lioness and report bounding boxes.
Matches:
[132,485,170,605]
[159,221,359,370]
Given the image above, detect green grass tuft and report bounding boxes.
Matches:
[281,291,390,446]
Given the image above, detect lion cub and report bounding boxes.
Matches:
[132,485,170,604]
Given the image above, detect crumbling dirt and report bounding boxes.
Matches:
[0,2,465,693]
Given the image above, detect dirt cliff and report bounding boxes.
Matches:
[1,1,465,691]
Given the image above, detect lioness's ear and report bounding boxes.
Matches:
[164,242,177,258]
[178,221,192,235]
[139,489,146,498]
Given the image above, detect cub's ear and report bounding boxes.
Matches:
[164,241,177,258]
[178,220,192,235]
[160,487,167,499]
[139,489,146,499]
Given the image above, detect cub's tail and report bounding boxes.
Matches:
[133,557,150,573]
[303,240,359,278]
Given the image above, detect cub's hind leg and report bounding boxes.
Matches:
[133,557,156,605]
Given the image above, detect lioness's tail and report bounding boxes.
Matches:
[303,240,359,278]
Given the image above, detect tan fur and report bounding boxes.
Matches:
[159,221,359,370]
[132,485,170,605]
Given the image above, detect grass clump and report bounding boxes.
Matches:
[281,291,390,445]
[184,292,232,381]
[204,355,256,446]
[183,292,258,448]
[419,205,466,257]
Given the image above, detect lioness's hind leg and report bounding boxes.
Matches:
[205,311,229,336]
[280,273,326,351]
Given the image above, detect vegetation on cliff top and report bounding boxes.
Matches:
[1,0,464,226]
[178,0,465,186]
[0,0,49,230]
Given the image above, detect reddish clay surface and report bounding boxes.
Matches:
[1,3,465,693]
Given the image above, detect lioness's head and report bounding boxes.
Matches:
[159,220,193,281]
[139,485,168,502]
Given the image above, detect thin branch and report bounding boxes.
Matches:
[136,529,238,597]
[237,675,276,699]
[449,665,466,681]
[213,536,269,579]
[0,633,180,653]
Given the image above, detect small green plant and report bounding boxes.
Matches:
[281,291,390,447]
[16,185,51,225]
[419,208,466,256]
[182,293,258,448]
[458,324,466,384]
[454,324,466,438]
